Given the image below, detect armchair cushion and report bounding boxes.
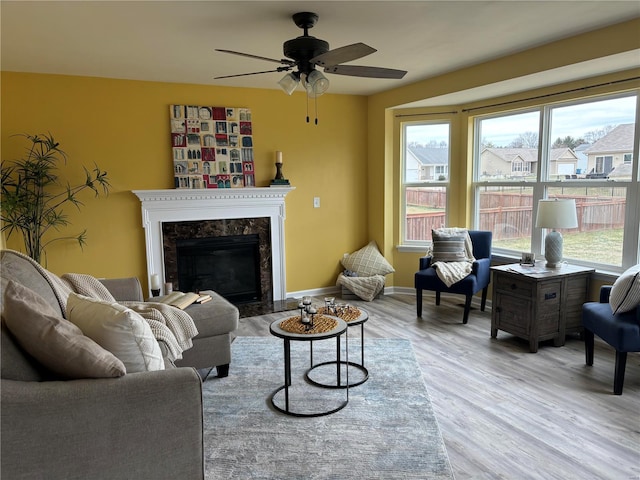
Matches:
[67,293,164,373]
[431,228,473,263]
[610,264,640,314]
[3,281,126,379]
[582,301,640,352]
[341,241,395,277]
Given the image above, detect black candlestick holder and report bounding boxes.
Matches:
[271,162,290,186]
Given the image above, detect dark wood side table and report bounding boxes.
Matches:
[490,263,594,353]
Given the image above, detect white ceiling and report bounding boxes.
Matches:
[2,1,639,106]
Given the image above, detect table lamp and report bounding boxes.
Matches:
[535,199,578,268]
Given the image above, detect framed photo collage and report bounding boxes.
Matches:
[170,105,255,189]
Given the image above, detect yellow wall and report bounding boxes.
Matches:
[1,73,369,292]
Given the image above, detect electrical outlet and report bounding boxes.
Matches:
[313,197,320,208]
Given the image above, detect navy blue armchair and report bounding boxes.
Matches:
[582,286,640,395]
[415,230,492,324]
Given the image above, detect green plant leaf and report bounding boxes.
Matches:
[1,133,110,264]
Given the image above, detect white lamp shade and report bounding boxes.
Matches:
[305,70,330,96]
[535,199,578,229]
[278,73,299,95]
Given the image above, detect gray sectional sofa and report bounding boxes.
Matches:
[100,276,239,378]
[0,249,239,479]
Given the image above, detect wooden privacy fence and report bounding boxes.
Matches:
[406,191,626,241]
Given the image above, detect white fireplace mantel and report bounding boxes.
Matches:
[133,187,294,300]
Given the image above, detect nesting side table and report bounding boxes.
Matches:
[269,316,348,417]
[491,263,594,353]
[306,307,369,388]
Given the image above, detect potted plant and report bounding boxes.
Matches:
[1,133,110,265]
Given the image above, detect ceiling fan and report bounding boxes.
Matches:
[214,12,408,98]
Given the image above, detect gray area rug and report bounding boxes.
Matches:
[203,336,454,479]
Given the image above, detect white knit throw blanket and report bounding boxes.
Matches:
[336,274,385,302]
[430,261,473,288]
[5,250,197,361]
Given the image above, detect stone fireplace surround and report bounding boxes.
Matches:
[133,187,294,302]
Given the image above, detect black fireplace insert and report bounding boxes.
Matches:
[176,234,261,304]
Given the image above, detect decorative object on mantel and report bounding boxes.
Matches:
[270,150,290,186]
[535,198,578,268]
[170,105,254,189]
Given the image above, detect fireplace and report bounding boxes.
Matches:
[161,217,272,306]
[177,234,261,303]
[133,187,294,309]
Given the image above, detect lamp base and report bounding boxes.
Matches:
[544,230,563,268]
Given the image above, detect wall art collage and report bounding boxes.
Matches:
[170,104,255,189]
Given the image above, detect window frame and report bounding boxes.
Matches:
[401,119,452,246]
[471,90,640,273]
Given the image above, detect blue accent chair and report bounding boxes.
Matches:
[415,230,492,324]
[582,286,640,395]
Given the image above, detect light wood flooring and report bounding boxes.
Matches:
[234,292,640,480]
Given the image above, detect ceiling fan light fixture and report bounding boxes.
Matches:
[278,72,299,95]
[306,70,330,96]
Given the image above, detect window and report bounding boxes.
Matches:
[473,92,639,271]
[595,156,613,174]
[435,165,448,176]
[402,121,451,243]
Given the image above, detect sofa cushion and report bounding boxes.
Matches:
[1,320,48,381]
[185,290,239,337]
[1,250,64,318]
[341,241,395,277]
[3,281,126,379]
[67,293,165,373]
[610,264,640,314]
[1,276,47,381]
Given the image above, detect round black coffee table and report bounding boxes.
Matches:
[269,316,348,417]
[306,307,369,388]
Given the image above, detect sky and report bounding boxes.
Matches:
[406,94,637,147]
[479,95,636,147]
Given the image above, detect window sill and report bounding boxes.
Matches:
[396,244,428,254]
[397,246,621,282]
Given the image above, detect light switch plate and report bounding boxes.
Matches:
[313,197,320,208]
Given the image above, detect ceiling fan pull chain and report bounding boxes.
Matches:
[306,93,310,123]
[315,95,318,125]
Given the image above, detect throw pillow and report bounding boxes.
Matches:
[67,293,165,373]
[341,241,395,277]
[2,281,126,378]
[610,264,640,314]
[431,229,469,263]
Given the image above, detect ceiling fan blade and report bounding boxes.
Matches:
[311,42,376,67]
[324,65,407,79]
[214,67,292,80]
[215,49,295,66]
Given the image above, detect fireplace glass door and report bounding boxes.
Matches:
[176,234,261,304]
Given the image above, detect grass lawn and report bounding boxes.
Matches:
[493,229,624,265]
[406,205,444,214]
